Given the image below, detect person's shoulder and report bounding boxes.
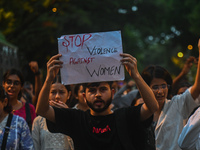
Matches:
[114,105,142,114]
[128,89,139,94]
[34,115,44,121]
[171,88,192,101]
[54,107,86,117]
[56,107,85,112]
[32,115,45,126]
[12,114,27,123]
[28,103,35,109]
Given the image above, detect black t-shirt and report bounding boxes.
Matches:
[46,105,152,150]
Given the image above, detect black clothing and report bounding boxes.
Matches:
[46,104,152,150]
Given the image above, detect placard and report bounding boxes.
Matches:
[58,30,124,85]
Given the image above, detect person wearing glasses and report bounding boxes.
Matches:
[2,69,36,131]
[0,85,34,149]
[141,39,200,150]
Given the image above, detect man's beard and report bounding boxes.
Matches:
[86,96,112,113]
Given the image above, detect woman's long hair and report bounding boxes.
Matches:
[0,85,12,113]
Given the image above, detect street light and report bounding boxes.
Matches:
[177,52,183,58]
[52,8,57,13]
[187,45,193,50]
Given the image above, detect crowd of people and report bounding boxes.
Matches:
[0,39,200,150]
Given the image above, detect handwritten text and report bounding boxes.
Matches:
[62,34,92,51]
[86,65,121,77]
[69,57,95,65]
[87,46,118,56]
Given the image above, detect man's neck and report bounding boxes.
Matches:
[77,103,89,111]
[90,108,113,116]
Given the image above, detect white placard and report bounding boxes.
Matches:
[58,30,125,85]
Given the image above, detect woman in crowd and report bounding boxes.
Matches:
[0,85,34,149]
[32,76,74,150]
[72,84,89,111]
[2,68,36,130]
[140,38,200,150]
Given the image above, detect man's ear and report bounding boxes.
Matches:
[82,92,87,103]
[111,89,115,99]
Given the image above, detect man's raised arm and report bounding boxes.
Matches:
[36,54,63,123]
[190,39,200,99]
[120,53,159,121]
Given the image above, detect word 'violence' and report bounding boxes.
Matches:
[86,65,121,77]
[87,46,118,56]
[69,57,95,65]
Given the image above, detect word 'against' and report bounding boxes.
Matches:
[69,57,95,65]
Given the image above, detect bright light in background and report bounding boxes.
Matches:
[118,9,127,14]
[170,26,181,36]
[148,36,153,41]
[52,8,57,12]
[132,6,138,11]
[177,52,184,58]
[188,45,193,50]
[161,40,165,44]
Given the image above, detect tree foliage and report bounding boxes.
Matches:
[1,0,200,81]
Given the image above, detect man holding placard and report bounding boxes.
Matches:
[36,31,158,150]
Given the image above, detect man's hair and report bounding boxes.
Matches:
[141,65,172,98]
[83,81,113,92]
[0,86,12,113]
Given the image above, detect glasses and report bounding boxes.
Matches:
[5,79,21,86]
[151,84,169,92]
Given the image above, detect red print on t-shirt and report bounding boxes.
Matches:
[93,125,111,134]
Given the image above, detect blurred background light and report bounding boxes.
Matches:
[177,52,183,58]
[52,7,57,12]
